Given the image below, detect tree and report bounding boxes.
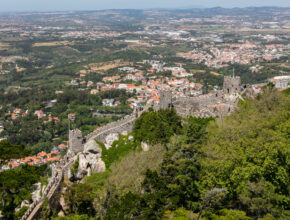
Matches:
[0,141,30,162]
[183,117,214,144]
[133,109,182,145]
[65,183,95,216]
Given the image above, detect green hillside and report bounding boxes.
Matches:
[52,86,289,220]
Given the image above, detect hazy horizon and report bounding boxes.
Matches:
[0,0,289,13]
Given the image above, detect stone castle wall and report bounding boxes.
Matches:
[159,90,172,109]
[223,76,241,95]
[85,105,152,142]
[85,115,136,142]
[21,156,74,220]
[69,129,83,153]
[162,76,243,118]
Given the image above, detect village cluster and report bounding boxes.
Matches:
[72,60,205,109]
[0,143,68,171]
[177,43,288,68]
[0,9,289,173]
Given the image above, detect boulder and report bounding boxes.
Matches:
[85,144,106,173]
[78,154,89,171]
[21,200,30,208]
[59,187,69,214]
[67,169,73,181]
[90,158,106,173]
[72,140,106,181]
[15,200,30,212]
[31,183,42,202]
[76,154,89,180]
[58,210,65,217]
[121,131,128,136]
[84,139,102,155]
[105,133,119,149]
[141,142,150,152]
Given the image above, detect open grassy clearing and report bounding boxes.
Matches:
[32,41,71,47]
[210,71,221,76]
[81,59,133,72]
[190,69,206,74]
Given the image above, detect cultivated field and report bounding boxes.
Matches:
[190,70,206,74]
[33,41,71,47]
[82,60,133,73]
[210,71,221,76]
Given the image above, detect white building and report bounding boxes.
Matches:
[269,76,290,89]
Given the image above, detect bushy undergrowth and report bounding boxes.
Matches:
[58,88,289,220]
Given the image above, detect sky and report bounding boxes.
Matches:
[0,0,289,12]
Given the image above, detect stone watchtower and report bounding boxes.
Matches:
[223,76,241,95]
[159,90,173,109]
[69,129,84,153]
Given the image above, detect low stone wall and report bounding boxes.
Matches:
[85,115,136,142]
[85,105,152,143]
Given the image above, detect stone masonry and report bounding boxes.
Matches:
[223,75,241,95]
[160,76,243,118]
[69,129,84,153]
[159,90,173,109]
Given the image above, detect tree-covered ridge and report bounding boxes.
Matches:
[53,88,289,220]
[104,88,290,219]
[200,87,290,218]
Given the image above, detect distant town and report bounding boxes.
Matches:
[0,7,289,170]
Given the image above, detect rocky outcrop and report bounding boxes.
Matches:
[31,183,46,203]
[141,142,150,152]
[104,133,119,149]
[15,200,30,212]
[59,187,69,215]
[121,131,128,136]
[69,140,106,181]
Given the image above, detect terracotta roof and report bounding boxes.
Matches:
[37,152,47,157]
[46,156,61,162]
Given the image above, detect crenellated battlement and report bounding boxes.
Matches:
[223,75,241,95]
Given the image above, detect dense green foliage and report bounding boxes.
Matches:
[133,108,182,145]
[0,141,30,162]
[200,87,290,218]
[0,164,48,219]
[0,88,133,154]
[183,117,214,144]
[65,183,95,216]
[98,135,135,168]
[105,116,212,219]
[58,88,289,220]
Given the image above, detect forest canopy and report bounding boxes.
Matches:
[59,87,290,220]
